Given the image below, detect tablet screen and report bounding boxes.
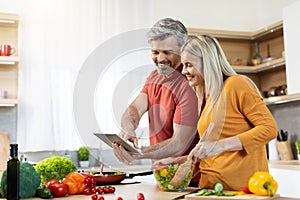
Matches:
[94,133,142,155]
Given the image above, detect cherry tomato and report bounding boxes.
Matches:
[108,186,116,193]
[91,194,98,200]
[240,185,253,194]
[83,188,91,195]
[169,173,174,177]
[48,183,69,197]
[97,187,104,194]
[103,187,110,194]
[46,178,60,188]
[137,192,145,200]
[116,197,123,200]
[98,196,105,200]
[91,187,97,194]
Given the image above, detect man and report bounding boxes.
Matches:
[113,18,199,164]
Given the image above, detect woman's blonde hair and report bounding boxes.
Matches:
[181,35,260,114]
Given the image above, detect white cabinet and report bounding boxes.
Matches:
[283,1,300,95]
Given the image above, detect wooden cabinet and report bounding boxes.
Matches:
[188,21,300,105]
[0,13,19,106]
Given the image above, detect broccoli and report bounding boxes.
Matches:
[0,162,41,198]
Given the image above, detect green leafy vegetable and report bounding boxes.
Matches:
[35,155,77,184]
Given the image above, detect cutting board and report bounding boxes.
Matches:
[185,193,280,200]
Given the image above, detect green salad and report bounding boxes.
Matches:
[154,164,192,191]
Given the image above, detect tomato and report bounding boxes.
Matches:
[83,188,91,195]
[116,197,123,200]
[98,196,105,200]
[90,187,97,194]
[169,173,174,177]
[137,192,145,200]
[46,178,60,188]
[48,183,69,197]
[240,185,253,194]
[97,187,104,194]
[91,194,98,200]
[103,187,110,194]
[108,186,116,193]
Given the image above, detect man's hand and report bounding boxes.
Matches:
[118,131,139,148]
[112,142,140,164]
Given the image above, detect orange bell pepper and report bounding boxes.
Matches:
[62,172,86,195]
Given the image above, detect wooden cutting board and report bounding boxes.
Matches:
[185,193,280,200]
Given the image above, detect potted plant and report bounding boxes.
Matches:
[78,146,90,168]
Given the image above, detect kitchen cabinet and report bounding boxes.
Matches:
[0,13,19,107]
[188,21,300,105]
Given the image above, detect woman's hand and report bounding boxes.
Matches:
[188,136,243,160]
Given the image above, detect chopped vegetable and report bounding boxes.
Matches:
[213,182,224,192]
[35,155,77,184]
[248,171,278,196]
[195,182,235,197]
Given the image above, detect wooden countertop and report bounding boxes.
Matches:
[269,160,300,170]
[3,182,299,200]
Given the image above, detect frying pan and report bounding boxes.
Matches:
[94,172,126,185]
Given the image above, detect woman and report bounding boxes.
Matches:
[155,35,277,191]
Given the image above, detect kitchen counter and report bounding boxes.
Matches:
[3,181,299,200]
[269,160,300,170]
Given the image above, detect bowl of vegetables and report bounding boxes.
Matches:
[153,164,193,191]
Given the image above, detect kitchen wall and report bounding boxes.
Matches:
[1,0,300,164]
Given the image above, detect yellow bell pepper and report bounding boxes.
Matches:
[248,171,278,196]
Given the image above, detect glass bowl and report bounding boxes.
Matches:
[153,164,193,191]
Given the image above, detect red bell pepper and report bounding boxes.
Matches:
[80,172,97,189]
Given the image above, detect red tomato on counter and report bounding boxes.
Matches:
[137,192,145,200]
[48,183,69,197]
[45,178,60,188]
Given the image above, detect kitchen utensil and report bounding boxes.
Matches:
[93,172,126,185]
[262,44,276,63]
[99,163,104,175]
[169,123,215,188]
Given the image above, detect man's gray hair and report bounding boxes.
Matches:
[146,18,188,47]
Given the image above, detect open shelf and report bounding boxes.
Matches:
[233,57,285,73]
[0,98,18,107]
[0,56,19,65]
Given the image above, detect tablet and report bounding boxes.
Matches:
[94,133,142,155]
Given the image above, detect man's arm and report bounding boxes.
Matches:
[138,123,198,159]
[119,93,148,147]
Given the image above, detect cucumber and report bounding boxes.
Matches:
[213,182,224,192]
[36,188,52,199]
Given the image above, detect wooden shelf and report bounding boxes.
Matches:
[0,98,18,107]
[0,13,19,27]
[0,56,19,65]
[264,93,300,105]
[232,57,285,73]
